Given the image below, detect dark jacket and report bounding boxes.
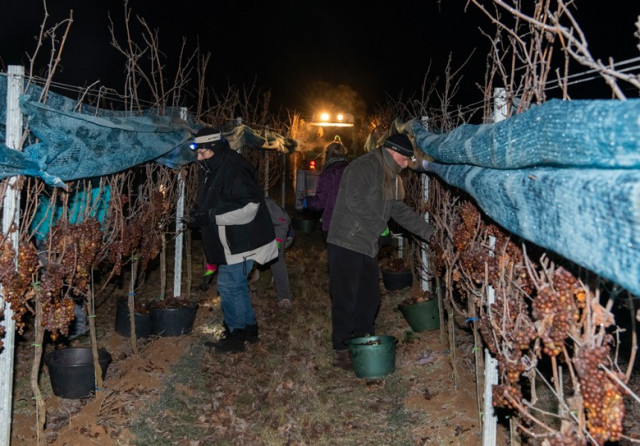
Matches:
[193,144,277,265]
[327,148,434,258]
[306,157,348,232]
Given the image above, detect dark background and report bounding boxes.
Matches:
[1,1,638,115]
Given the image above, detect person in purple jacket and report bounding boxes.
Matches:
[305,138,349,242]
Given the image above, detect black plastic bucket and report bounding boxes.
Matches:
[381,269,413,290]
[45,347,111,399]
[114,299,152,338]
[150,302,198,336]
[293,218,317,234]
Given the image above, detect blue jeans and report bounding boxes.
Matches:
[217,259,256,332]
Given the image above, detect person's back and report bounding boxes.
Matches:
[306,140,348,237]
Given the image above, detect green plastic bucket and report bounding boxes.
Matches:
[399,299,440,332]
[347,335,397,379]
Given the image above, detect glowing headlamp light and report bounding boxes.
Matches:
[190,131,223,151]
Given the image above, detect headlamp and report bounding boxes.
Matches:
[190,131,223,152]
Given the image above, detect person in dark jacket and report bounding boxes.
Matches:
[326,133,435,369]
[190,127,278,353]
[305,138,349,241]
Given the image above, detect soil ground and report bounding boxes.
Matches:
[10,219,506,445]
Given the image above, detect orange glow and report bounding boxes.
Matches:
[310,111,354,127]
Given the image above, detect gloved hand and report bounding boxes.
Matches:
[199,270,216,291]
[200,264,218,291]
[276,238,283,251]
[302,197,308,209]
[378,227,392,247]
[191,211,211,228]
[181,216,200,230]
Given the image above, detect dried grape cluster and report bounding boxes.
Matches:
[492,383,523,410]
[0,237,39,335]
[481,293,536,395]
[454,201,479,252]
[381,256,410,273]
[107,190,166,274]
[459,246,489,284]
[453,202,486,285]
[41,295,75,340]
[50,219,102,291]
[454,205,532,293]
[39,219,103,339]
[545,432,586,446]
[487,224,534,295]
[430,239,446,276]
[498,354,527,384]
[573,345,624,445]
[400,288,433,306]
[531,267,583,357]
[107,239,125,276]
[477,317,497,354]
[39,262,75,339]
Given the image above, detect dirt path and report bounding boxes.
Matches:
[11,225,492,445]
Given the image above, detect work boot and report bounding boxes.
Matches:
[221,321,258,343]
[244,323,259,343]
[67,323,89,340]
[332,349,352,370]
[210,329,245,353]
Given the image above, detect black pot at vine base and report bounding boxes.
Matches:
[381,269,413,291]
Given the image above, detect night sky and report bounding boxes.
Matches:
[1,1,638,115]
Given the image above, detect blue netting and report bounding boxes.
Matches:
[0,78,295,185]
[406,98,640,168]
[400,98,640,296]
[0,78,197,184]
[20,85,195,181]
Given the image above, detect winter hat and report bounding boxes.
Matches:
[190,127,226,151]
[382,133,414,157]
[325,140,347,159]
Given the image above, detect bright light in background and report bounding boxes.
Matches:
[310,110,354,127]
